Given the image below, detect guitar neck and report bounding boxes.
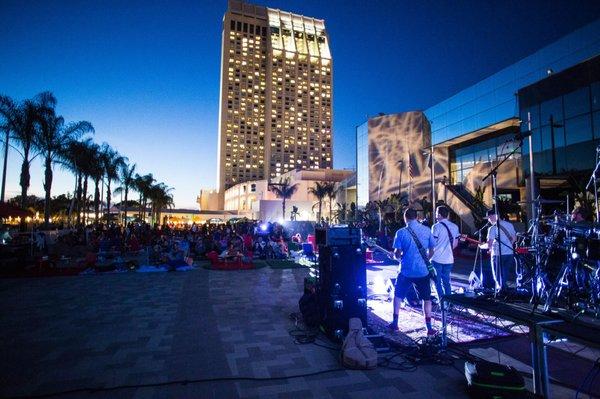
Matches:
[459,234,484,246]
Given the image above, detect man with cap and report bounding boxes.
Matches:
[486,209,516,290]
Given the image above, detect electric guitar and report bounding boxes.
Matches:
[459,234,489,250]
[363,237,396,260]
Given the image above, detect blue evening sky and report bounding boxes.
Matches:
[1,0,599,208]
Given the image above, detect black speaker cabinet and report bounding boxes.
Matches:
[318,244,367,341]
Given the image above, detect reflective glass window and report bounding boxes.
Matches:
[565,114,593,145]
[540,96,563,126]
[592,82,600,112]
[540,126,552,151]
[564,87,590,119]
[520,105,540,130]
[553,125,565,148]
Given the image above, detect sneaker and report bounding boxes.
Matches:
[388,322,399,331]
[427,328,438,337]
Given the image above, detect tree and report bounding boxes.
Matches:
[334,202,347,224]
[133,173,155,221]
[308,181,329,222]
[269,177,298,221]
[323,182,339,221]
[114,162,136,225]
[100,143,126,220]
[0,92,56,211]
[64,137,95,225]
[86,143,104,224]
[35,108,94,226]
[147,183,174,225]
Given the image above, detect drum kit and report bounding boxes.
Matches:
[513,198,600,317]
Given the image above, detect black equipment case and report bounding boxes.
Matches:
[464,360,527,399]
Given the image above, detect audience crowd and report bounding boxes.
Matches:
[12,220,303,270]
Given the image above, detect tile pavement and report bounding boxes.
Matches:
[0,267,469,398]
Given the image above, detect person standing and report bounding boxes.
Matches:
[431,205,460,300]
[486,209,516,290]
[389,208,437,336]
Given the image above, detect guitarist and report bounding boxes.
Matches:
[486,209,516,291]
[389,208,437,336]
[431,205,460,301]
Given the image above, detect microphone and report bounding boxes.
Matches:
[513,130,532,141]
[475,221,490,235]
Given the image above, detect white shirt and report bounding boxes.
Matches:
[430,219,460,264]
[487,220,516,257]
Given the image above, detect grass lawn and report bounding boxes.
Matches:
[265,259,304,269]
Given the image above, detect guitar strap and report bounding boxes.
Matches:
[440,221,454,249]
[406,226,431,268]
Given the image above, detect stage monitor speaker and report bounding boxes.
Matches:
[315,225,362,247]
[318,243,367,341]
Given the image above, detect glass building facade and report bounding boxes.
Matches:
[520,56,600,177]
[425,20,600,146]
[450,131,520,185]
[356,20,600,212]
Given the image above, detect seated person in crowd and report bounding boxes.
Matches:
[166,243,187,270]
[253,236,267,259]
[127,234,141,252]
[220,242,242,260]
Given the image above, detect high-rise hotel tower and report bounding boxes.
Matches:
[217,0,333,191]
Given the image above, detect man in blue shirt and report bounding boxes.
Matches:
[390,208,437,336]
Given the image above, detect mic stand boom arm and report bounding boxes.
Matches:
[482,138,524,293]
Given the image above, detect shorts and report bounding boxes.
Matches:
[394,274,431,300]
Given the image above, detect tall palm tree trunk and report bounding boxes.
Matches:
[19,153,30,231]
[106,181,112,219]
[94,180,100,225]
[282,198,286,221]
[76,172,82,225]
[43,157,53,226]
[82,175,88,225]
[1,130,9,202]
[123,188,128,225]
[318,201,322,222]
[68,177,77,226]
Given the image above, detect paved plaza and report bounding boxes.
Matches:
[0,266,469,399]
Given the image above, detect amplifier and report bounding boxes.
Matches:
[315,226,362,247]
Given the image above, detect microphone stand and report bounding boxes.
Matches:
[482,138,524,296]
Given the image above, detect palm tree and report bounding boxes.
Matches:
[100,143,126,220]
[133,173,155,221]
[269,177,298,220]
[308,181,329,223]
[64,137,95,225]
[35,109,94,226]
[114,162,136,225]
[148,182,174,225]
[323,182,339,221]
[0,92,56,208]
[87,144,104,224]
